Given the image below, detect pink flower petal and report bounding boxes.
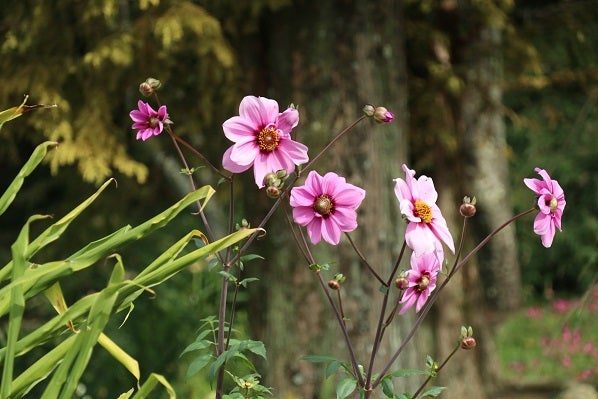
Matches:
[222,146,252,173]
[276,107,300,134]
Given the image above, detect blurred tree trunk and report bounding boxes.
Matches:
[243,1,418,398]
[458,3,522,313]
[432,2,517,398]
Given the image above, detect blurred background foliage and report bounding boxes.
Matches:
[0,0,596,397]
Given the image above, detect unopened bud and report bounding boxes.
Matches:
[275,169,289,181]
[265,186,281,198]
[235,218,250,230]
[334,273,346,283]
[363,104,375,117]
[395,272,409,290]
[459,196,477,218]
[461,336,477,350]
[328,280,341,290]
[373,107,394,124]
[460,325,476,349]
[139,82,153,97]
[138,78,162,97]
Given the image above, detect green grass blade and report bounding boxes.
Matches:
[131,373,176,399]
[8,335,77,398]
[1,215,44,397]
[0,141,58,218]
[0,178,117,283]
[41,259,125,399]
[0,186,216,315]
[98,333,141,386]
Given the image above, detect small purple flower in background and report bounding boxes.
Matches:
[290,171,366,245]
[394,164,455,256]
[399,251,441,314]
[524,167,566,248]
[129,100,169,141]
[222,95,309,188]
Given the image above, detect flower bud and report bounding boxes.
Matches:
[265,186,281,198]
[139,82,153,97]
[395,272,409,290]
[459,196,477,218]
[328,280,340,290]
[235,218,250,230]
[363,104,375,117]
[138,78,162,97]
[461,336,477,350]
[373,107,394,124]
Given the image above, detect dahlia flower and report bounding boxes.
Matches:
[393,164,455,255]
[222,96,309,188]
[524,167,566,248]
[129,100,169,141]
[290,171,365,245]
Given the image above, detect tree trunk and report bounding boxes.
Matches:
[432,2,517,398]
[458,4,522,313]
[244,1,417,398]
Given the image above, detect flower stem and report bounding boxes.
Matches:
[365,241,407,389]
[300,116,366,175]
[345,233,386,286]
[371,207,536,388]
[316,270,365,387]
[411,341,461,399]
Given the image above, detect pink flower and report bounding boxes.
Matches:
[524,167,566,248]
[290,171,365,245]
[394,164,455,255]
[222,96,309,188]
[129,100,169,141]
[399,251,442,314]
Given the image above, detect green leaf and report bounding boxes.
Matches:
[421,386,446,397]
[336,377,357,399]
[0,97,56,129]
[302,354,338,363]
[380,376,395,398]
[245,340,267,359]
[131,373,175,399]
[239,277,259,287]
[325,360,344,379]
[390,369,430,378]
[180,340,212,357]
[1,215,44,397]
[98,333,140,387]
[0,141,58,218]
[186,354,213,379]
[239,254,264,263]
[9,335,77,398]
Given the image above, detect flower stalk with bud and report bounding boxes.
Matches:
[127,78,566,399]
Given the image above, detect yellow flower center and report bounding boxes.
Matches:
[314,195,333,217]
[257,126,280,152]
[417,274,430,292]
[549,196,558,213]
[414,199,433,223]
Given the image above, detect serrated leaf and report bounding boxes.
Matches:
[245,340,266,359]
[336,377,357,399]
